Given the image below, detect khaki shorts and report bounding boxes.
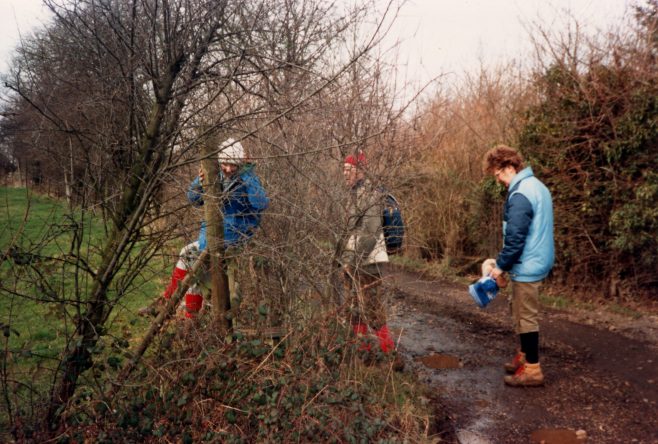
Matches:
[510,281,542,334]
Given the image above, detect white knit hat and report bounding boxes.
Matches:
[217,138,245,164]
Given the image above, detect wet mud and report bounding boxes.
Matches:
[530,428,586,444]
[417,353,462,369]
[385,267,658,444]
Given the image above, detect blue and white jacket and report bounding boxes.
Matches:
[496,166,554,282]
[187,164,269,249]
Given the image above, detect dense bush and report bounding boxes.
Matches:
[401,65,529,267]
[403,7,658,299]
[41,318,433,443]
[519,60,658,297]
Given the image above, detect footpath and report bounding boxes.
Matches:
[385,268,658,444]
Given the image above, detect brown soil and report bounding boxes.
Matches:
[385,267,658,444]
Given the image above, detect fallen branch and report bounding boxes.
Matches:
[104,250,208,399]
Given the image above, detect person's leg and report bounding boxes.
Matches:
[346,266,370,351]
[343,265,373,351]
[226,242,253,328]
[515,281,541,360]
[184,283,204,318]
[360,264,394,353]
[505,283,525,370]
[164,242,200,299]
[506,280,543,386]
[180,242,205,318]
[520,331,539,364]
[223,256,239,323]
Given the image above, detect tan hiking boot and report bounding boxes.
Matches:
[504,363,544,387]
[504,351,526,374]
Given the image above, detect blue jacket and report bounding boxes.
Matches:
[496,166,554,282]
[187,164,269,249]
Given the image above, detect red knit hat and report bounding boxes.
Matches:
[344,152,367,168]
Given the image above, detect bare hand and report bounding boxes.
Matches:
[198,168,205,184]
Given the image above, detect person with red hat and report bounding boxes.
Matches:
[341,151,398,363]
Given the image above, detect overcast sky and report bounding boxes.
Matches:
[0,0,48,71]
[0,0,637,90]
[386,0,634,88]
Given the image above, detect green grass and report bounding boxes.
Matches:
[0,187,164,426]
[1,189,78,364]
[388,254,426,272]
[539,293,573,309]
[0,187,106,259]
[607,304,643,319]
[538,292,644,319]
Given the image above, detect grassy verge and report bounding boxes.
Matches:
[0,187,160,435]
[1,187,159,354]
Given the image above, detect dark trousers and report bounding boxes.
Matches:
[346,263,387,330]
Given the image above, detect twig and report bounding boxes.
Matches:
[104,250,208,400]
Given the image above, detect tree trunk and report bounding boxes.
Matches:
[46,53,187,430]
[201,141,231,332]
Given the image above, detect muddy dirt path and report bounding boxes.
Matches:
[384,267,658,444]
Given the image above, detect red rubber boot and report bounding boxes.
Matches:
[184,291,203,318]
[353,323,371,351]
[163,266,187,300]
[376,325,395,353]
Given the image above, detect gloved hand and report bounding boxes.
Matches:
[489,266,508,288]
[483,259,508,289]
[495,274,508,289]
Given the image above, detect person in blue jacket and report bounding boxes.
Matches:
[162,138,269,318]
[485,145,554,387]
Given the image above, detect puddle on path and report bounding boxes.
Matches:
[530,428,586,443]
[417,353,462,369]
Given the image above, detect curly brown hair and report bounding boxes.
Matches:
[482,144,525,174]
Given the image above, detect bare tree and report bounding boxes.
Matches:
[1,0,412,436]
[400,62,532,266]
